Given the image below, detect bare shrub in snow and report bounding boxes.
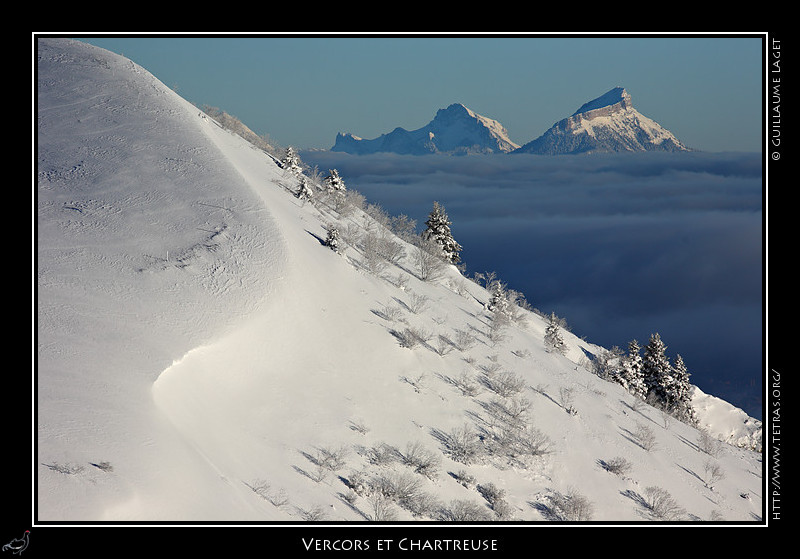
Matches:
[367,494,398,522]
[400,373,427,393]
[438,499,493,522]
[378,302,404,323]
[644,486,685,520]
[390,273,409,291]
[451,371,481,397]
[481,370,526,398]
[388,213,417,242]
[492,498,514,520]
[247,480,289,507]
[391,328,418,349]
[434,334,455,356]
[477,482,514,520]
[558,386,577,415]
[634,422,657,451]
[486,313,508,347]
[601,456,633,476]
[414,236,448,282]
[448,276,471,298]
[483,424,551,464]
[404,491,443,518]
[407,291,430,314]
[344,470,369,496]
[90,460,114,472]
[482,396,531,430]
[313,445,349,472]
[451,469,476,489]
[366,443,398,467]
[361,229,389,274]
[703,459,726,488]
[348,418,370,436]
[477,482,505,507]
[393,326,432,349]
[370,471,428,515]
[432,424,483,465]
[697,428,722,457]
[453,329,476,351]
[548,488,594,521]
[298,504,328,521]
[399,441,441,480]
[42,462,84,475]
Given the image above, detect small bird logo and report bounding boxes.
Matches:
[2,531,29,555]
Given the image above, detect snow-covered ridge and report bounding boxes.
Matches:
[36,38,762,524]
[332,102,520,155]
[333,88,690,156]
[515,87,691,155]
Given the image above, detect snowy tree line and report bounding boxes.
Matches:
[281,145,697,427]
[278,146,465,283]
[593,334,697,425]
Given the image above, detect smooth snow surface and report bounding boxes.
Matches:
[36,38,763,525]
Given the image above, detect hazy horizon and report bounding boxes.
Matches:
[75,34,763,153]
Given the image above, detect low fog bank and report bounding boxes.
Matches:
[302,150,764,418]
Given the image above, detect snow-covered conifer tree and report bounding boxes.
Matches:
[620,339,647,399]
[281,146,302,175]
[324,224,341,253]
[594,345,623,382]
[324,169,346,192]
[487,280,511,319]
[422,201,462,265]
[669,354,697,424]
[544,312,568,355]
[296,176,313,202]
[642,333,672,407]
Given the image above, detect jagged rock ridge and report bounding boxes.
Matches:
[332,103,520,155]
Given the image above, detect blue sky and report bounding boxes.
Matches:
[68,34,765,418]
[77,34,764,152]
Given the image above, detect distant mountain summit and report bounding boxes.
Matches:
[332,103,520,155]
[331,90,690,157]
[514,87,691,155]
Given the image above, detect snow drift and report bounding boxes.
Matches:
[36,38,762,525]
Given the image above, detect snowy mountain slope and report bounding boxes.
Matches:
[514,87,691,155]
[332,103,520,155]
[36,38,762,525]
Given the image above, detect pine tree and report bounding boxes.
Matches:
[642,333,672,407]
[324,169,346,192]
[422,201,462,265]
[296,176,313,202]
[324,224,341,253]
[620,339,647,399]
[487,279,511,319]
[669,354,697,424]
[544,312,568,355]
[281,146,302,175]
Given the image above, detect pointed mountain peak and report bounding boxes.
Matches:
[439,102,471,114]
[333,103,519,155]
[515,87,690,155]
[573,87,632,116]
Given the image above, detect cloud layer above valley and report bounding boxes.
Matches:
[302,150,763,418]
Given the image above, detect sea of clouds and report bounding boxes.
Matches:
[302,150,763,418]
